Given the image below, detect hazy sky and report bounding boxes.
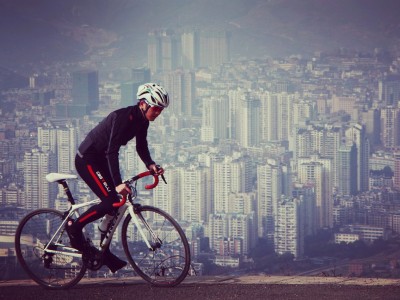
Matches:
[1,0,399,68]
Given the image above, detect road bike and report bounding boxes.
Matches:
[14,170,191,289]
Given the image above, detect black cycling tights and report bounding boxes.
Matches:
[74,153,120,231]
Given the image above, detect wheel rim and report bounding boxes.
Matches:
[15,209,86,288]
[123,207,190,286]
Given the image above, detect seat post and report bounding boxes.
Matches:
[58,180,76,205]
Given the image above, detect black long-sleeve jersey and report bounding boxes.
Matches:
[78,104,155,186]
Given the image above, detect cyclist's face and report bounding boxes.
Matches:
[145,105,163,121]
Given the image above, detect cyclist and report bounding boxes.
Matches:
[67,83,168,273]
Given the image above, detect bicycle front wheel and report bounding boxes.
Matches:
[121,205,191,287]
[15,208,87,289]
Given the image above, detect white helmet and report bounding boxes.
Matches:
[137,83,169,108]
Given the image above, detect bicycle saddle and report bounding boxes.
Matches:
[46,173,78,182]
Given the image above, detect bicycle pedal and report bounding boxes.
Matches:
[86,258,103,271]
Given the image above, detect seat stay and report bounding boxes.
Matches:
[43,199,101,255]
[43,215,82,258]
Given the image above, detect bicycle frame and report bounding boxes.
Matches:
[43,173,162,260]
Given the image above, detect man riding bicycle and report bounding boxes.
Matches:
[67,83,168,273]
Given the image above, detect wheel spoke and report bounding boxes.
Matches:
[15,209,86,289]
[122,206,191,287]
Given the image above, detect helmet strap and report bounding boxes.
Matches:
[139,100,151,117]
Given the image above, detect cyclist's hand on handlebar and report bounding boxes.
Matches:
[148,164,164,175]
[116,183,131,196]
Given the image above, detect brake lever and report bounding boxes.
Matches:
[155,164,167,184]
[161,174,167,184]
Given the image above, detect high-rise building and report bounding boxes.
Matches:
[331,95,357,116]
[162,70,195,116]
[257,160,283,240]
[292,184,317,236]
[38,123,79,174]
[208,213,228,251]
[147,29,180,73]
[207,212,255,255]
[337,143,358,196]
[147,31,162,73]
[229,193,256,216]
[152,167,180,219]
[23,148,57,209]
[292,100,317,127]
[120,68,151,107]
[380,107,400,149]
[297,155,333,229]
[201,96,230,143]
[120,82,141,107]
[275,197,304,258]
[198,30,231,69]
[148,28,230,71]
[181,29,199,69]
[56,70,99,118]
[2,183,24,206]
[260,91,294,142]
[56,124,79,174]
[291,124,340,185]
[213,156,253,214]
[213,159,233,214]
[229,193,257,253]
[393,152,400,189]
[72,70,99,111]
[38,124,57,153]
[131,67,151,83]
[121,142,147,180]
[179,166,209,223]
[361,108,381,151]
[228,213,255,255]
[345,124,370,192]
[379,75,400,106]
[228,89,244,141]
[236,93,260,147]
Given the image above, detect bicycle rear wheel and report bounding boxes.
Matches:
[15,208,86,289]
[121,205,191,287]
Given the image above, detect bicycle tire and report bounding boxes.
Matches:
[121,205,191,287]
[15,208,87,289]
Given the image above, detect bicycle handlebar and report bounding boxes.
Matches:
[113,170,164,208]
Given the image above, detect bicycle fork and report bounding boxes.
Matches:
[128,205,162,251]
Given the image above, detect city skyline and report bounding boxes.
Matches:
[2,45,400,266]
[2,1,400,279]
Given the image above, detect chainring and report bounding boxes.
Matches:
[82,246,104,271]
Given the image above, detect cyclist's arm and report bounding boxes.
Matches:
[105,112,124,186]
[136,122,155,169]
